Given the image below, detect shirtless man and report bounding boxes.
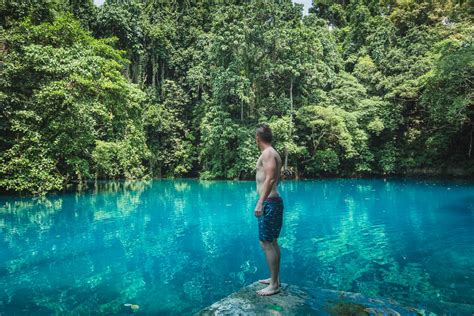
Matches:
[254,124,284,296]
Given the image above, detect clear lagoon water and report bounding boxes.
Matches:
[0,179,473,314]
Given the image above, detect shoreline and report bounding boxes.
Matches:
[1,174,474,198]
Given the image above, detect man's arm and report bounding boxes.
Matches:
[255,150,277,216]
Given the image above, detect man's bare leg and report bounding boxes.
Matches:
[258,239,281,286]
[257,240,280,296]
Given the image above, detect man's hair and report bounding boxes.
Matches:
[256,124,272,143]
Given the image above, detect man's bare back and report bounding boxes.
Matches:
[256,147,282,198]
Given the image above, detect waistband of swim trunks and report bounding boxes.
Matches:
[264,196,283,203]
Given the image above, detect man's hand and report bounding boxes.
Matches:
[254,201,263,217]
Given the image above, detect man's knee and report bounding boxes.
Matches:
[259,239,273,250]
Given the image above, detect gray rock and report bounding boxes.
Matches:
[196,282,423,315]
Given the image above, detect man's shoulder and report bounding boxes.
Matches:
[262,146,280,159]
[272,146,282,159]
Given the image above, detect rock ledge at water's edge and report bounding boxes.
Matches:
[196,282,424,315]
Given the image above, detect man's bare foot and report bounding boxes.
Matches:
[256,284,280,296]
[258,278,281,286]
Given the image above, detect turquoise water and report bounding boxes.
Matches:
[0,179,473,314]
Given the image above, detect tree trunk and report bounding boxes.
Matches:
[138,54,144,88]
[133,54,139,83]
[469,123,473,158]
[125,60,131,80]
[289,77,294,134]
[152,53,157,89]
[255,81,259,114]
[160,59,165,87]
[251,81,257,118]
[286,78,294,176]
[290,77,293,114]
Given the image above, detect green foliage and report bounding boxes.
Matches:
[0,139,63,195]
[305,148,340,176]
[268,115,304,159]
[199,103,241,179]
[143,80,195,177]
[92,122,151,179]
[230,127,260,179]
[297,104,372,175]
[1,0,472,195]
[421,24,474,159]
[0,13,149,195]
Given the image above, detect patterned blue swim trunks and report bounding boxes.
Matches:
[258,196,284,241]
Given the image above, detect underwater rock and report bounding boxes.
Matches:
[197,282,423,315]
[123,303,140,311]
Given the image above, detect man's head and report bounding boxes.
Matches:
[256,124,272,147]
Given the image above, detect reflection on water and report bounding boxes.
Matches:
[0,179,473,314]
